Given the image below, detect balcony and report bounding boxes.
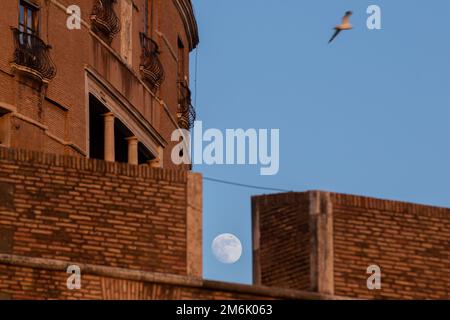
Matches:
[11,28,56,82]
[90,0,120,43]
[177,81,196,130]
[139,33,164,91]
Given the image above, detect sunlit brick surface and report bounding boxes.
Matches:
[253,192,450,300]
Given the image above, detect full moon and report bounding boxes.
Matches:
[211,233,242,264]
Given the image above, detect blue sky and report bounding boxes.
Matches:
[190,0,450,284]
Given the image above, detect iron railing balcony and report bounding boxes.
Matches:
[177,80,196,130]
[90,0,120,43]
[139,33,164,91]
[11,28,56,82]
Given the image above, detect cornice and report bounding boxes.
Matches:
[173,0,199,51]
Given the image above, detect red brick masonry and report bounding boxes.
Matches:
[1,147,448,299]
[0,254,335,300]
[253,191,450,299]
[0,147,193,275]
[0,147,337,300]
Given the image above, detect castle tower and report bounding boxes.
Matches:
[0,0,199,169]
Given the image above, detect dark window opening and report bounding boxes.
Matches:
[89,94,107,160]
[19,1,39,40]
[89,94,157,164]
[177,37,185,81]
[138,142,156,165]
[114,120,130,164]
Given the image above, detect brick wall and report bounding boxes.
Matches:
[0,255,330,300]
[0,148,339,301]
[331,193,450,299]
[0,263,275,300]
[252,191,450,300]
[0,147,202,278]
[252,193,311,291]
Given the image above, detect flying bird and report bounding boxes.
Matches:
[328,11,353,44]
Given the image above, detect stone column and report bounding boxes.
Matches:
[186,173,203,277]
[126,136,139,165]
[148,159,159,168]
[309,191,334,295]
[102,112,115,162]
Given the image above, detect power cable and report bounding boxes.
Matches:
[203,176,292,193]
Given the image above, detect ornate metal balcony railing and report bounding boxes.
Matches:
[90,0,120,43]
[139,33,164,90]
[11,28,56,81]
[177,80,196,130]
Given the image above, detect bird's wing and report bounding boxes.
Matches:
[328,29,341,43]
[341,11,352,24]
